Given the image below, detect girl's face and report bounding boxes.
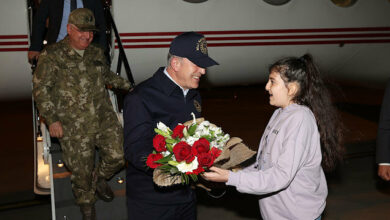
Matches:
[265,70,294,108]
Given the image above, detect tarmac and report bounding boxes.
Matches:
[1,83,390,219]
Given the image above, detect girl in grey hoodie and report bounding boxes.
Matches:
[203,54,343,220]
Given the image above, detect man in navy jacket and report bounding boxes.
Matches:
[123,32,218,220]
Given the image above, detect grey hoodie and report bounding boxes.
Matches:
[227,104,326,220]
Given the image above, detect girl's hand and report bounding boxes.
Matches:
[202,166,229,183]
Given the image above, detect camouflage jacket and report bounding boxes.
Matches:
[33,37,131,130]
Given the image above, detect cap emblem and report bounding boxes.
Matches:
[85,15,93,23]
[196,37,208,55]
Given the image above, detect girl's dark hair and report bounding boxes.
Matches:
[269,54,343,172]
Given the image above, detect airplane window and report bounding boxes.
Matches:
[263,0,291,6]
[182,0,208,3]
[330,0,357,7]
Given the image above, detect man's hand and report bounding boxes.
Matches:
[202,166,229,183]
[378,165,390,181]
[28,51,40,64]
[49,121,64,138]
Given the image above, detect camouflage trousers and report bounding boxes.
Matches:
[59,119,124,206]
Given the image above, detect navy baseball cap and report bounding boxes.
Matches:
[169,32,219,68]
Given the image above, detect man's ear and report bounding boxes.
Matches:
[66,24,72,35]
[287,82,299,97]
[170,57,181,72]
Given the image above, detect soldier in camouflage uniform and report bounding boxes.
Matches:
[32,8,131,220]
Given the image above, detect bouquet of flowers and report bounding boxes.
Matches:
[146,113,230,185]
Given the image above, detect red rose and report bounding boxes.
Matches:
[173,141,194,162]
[172,124,186,139]
[197,152,215,168]
[146,153,163,168]
[153,134,166,152]
[192,138,210,156]
[186,154,195,163]
[210,147,222,159]
[186,166,205,175]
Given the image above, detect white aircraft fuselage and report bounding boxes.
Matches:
[1,0,390,100]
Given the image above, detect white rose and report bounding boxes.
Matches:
[176,159,199,173]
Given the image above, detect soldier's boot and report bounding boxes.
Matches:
[96,177,114,202]
[80,204,96,220]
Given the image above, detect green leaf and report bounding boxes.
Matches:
[155,154,173,163]
[159,164,172,171]
[165,138,176,144]
[154,128,170,137]
[200,135,212,142]
[190,174,198,182]
[166,143,173,152]
[183,174,189,185]
[168,160,179,166]
[188,124,197,136]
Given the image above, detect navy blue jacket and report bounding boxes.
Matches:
[123,67,201,204]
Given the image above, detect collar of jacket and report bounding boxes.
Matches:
[154,67,197,99]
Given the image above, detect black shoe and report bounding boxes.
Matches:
[96,177,114,202]
[80,205,96,220]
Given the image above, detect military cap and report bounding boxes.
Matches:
[68,8,99,31]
